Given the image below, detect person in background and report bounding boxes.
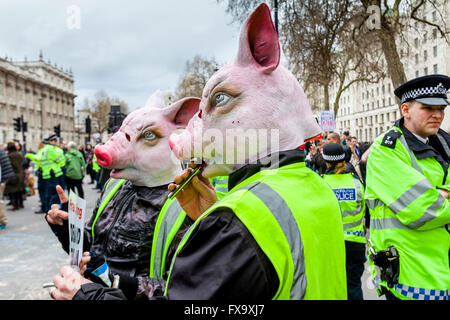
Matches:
[49,136,66,191]
[0,147,15,229]
[322,143,367,300]
[85,143,96,185]
[341,131,350,145]
[64,141,86,199]
[78,145,86,162]
[4,142,25,211]
[349,136,362,161]
[26,141,47,214]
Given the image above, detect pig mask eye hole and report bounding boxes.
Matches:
[143,131,156,141]
[213,93,230,107]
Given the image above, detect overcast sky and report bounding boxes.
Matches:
[0,0,244,112]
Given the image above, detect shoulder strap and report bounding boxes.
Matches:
[380,130,402,149]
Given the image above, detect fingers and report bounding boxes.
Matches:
[168,168,195,195]
[60,265,75,277]
[191,175,217,200]
[56,185,68,203]
[46,207,68,225]
[79,253,91,276]
[173,168,193,185]
[58,210,68,220]
[49,287,61,300]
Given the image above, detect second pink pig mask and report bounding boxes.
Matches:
[169,3,321,177]
[94,92,200,187]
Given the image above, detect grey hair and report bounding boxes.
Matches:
[67,141,77,149]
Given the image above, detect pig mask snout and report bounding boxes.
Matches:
[94,145,113,168]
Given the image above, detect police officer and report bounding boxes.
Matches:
[48,136,66,190]
[25,140,47,214]
[41,134,64,212]
[322,143,367,300]
[365,74,450,300]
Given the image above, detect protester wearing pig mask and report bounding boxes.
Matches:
[49,4,347,300]
[164,4,347,300]
[46,92,200,300]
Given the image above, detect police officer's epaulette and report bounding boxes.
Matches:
[381,130,402,149]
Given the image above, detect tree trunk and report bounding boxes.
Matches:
[377,23,407,109]
[323,83,330,111]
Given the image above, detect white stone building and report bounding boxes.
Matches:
[332,1,450,142]
[0,52,76,150]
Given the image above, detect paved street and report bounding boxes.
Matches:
[0,178,383,300]
[0,178,98,300]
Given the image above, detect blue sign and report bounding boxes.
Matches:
[333,188,356,201]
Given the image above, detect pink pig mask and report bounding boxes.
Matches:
[94,91,200,187]
[169,3,321,178]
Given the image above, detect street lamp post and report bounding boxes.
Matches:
[39,97,44,140]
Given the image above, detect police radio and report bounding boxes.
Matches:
[368,240,400,289]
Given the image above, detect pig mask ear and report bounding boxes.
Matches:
[164,97,201,128]
[236,3,280,74]
[145,90,166,109]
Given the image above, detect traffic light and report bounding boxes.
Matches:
[108,105,126,134]
[22,121,28,133]
[13,117,21,132]
[85,116,91,134]
[54,124,61,137]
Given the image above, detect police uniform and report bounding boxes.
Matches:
[322,143,367,300]
[365,75,450,300]
[42,135,64,212]
[25,140,47,213]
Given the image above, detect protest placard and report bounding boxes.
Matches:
[320,110,335,132]
[68,190,86,272]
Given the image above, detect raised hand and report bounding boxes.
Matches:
[168,165,218,221]
[46,185,69,225]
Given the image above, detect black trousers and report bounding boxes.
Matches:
[345,241,367,300]
[9,191,23,207]
[65,177,84,199]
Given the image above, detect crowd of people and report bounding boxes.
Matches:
[0,136,105,230]
[2,3,449,302]
[42,72,449,302]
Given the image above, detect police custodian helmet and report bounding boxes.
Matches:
[394,74,450,106]
[323,143,346,164]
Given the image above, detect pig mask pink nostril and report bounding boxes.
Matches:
[168,139,175,151]
[94,146,112,168]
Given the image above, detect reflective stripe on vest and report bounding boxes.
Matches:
[398,135,423,174]
[91,178,126,238]
[368,131,446,228]
[212,176,229,197]
[150,198,184,280]
[323,173,365,242]
[241,182,307,300]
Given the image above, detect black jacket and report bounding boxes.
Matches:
[73,150,307,300]
[48,180,169,279]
